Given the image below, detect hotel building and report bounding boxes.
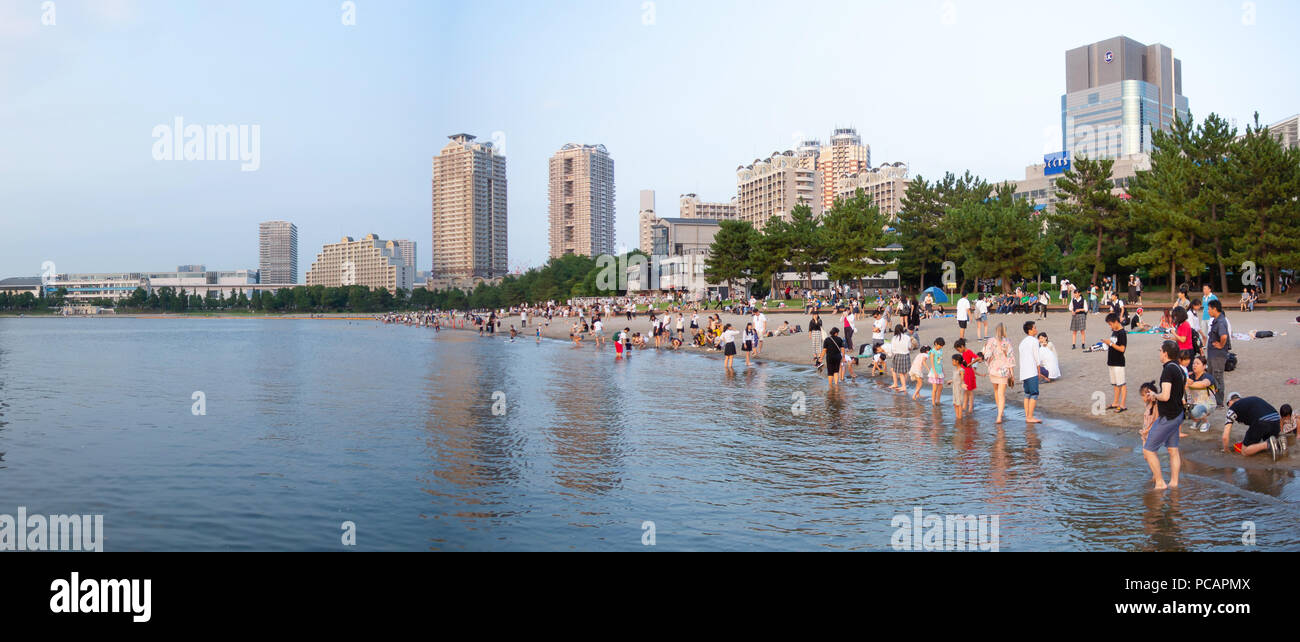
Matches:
[833,162,911,219]
[432,133,507,282]
[548,143,615,259]
[817,128,871,211]
[678,193,737,220]
[304,234,415,293]
[735,150,822,229]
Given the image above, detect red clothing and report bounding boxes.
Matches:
[961,348,979,365]
[1174,321,1193,351]
[962,364,977,391]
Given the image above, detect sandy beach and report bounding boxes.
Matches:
[478,305,1300,472]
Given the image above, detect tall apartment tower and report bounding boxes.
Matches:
[391,240,417,272]
[548,143,615,259]
[638,189,656,253]
[1062,36,1189,159]
[258,220,298,284]
[818,128,870,210]
[432,133,507,280]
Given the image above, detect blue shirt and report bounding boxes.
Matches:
[1201,293,1217,322]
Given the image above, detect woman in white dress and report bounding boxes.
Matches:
[1038,333,1061,381]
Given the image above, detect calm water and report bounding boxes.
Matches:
[0,317,1296,551]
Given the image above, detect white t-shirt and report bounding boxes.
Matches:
[754,314,767,334]
[891,334,911,356]
[1018,336,1041,381]
[956,297,970,321]
[872,317,886,340]
[976,299,989,316]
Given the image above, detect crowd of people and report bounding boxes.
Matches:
[383,278,1292,489]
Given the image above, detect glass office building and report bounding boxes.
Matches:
[1061,36,1189,159]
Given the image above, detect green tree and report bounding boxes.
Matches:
[896,171,989,290]
[704,220,759,296]
[1052,156,1125,285]
[1122,118,1211,296]
[821,189,891,290]
[1222,113,1300,297]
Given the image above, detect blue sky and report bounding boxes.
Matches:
[2,0,1297,278]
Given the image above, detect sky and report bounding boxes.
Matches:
[2,0,1298,278]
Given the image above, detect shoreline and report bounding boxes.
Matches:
[10,308,1297,474]
[441,308,1300,474]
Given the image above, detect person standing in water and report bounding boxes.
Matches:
[1018,321,1042,424]
[721,323,738,370]
[818,327,844,388]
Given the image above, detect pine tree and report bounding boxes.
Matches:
[1188,113,1238,293]
[1052,157,1125,285]
[1223,113,1300,297]
[704,220,759,297]
[821,189,891,290]
[1122,120,1211,297]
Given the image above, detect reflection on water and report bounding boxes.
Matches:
[0,318,1296,551]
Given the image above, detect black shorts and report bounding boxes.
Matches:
[958,320,968,329]
[826,358,841,376]
[1244,419,1281,446]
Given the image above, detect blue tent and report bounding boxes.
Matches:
[922,286,949,303]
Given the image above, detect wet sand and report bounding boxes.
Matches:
[490,306,1300,472]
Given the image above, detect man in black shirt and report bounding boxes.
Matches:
[1143,340,1185,489]
[1222,393,1283,458]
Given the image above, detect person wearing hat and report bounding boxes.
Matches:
[1222,392,1285,460]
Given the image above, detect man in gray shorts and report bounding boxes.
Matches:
[1143,340,1186,490]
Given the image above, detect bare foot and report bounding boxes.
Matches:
[1153,481,1168,490]
[1026,417,1043,424]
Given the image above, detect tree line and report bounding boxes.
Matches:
[705,111,1300,299]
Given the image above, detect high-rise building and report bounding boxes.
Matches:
[304,234,414,293]
[548,143,615,258]
[678,194,738,220]
[735,150,822,229]
[432,133,507,280]
[1061,36,1189,160]
[258,220,298,285]
[818,128,870,210]
[638,189,657,253]
[391,240,417,272]
[833,162,911,220]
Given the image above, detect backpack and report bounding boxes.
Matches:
[1225,352,1238,372]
